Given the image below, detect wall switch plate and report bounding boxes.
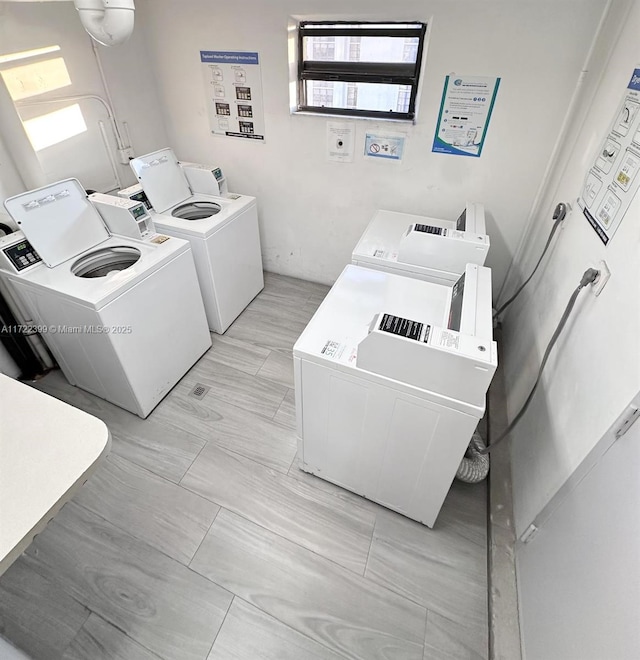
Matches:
[591,260,610,296]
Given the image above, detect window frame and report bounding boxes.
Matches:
[296,20,427,121]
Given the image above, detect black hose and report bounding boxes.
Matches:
[0,291,44,379]
[0,223,14,236]
[481,268,599,455]
[494,203,568,319]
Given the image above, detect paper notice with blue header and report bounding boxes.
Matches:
[578,68,640,245]
[201,50,265,141]
[432,75,500,157]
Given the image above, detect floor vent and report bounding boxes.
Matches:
[189,383,210,400]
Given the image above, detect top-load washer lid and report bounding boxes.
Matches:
[4,179,110,268]
[130,147,193,214]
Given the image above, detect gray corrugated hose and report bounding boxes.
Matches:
[456,430,490,483]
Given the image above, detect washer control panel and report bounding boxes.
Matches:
[2,238,42,272]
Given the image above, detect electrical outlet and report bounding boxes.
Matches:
[591,260,611,296]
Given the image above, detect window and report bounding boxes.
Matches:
[311,81,334,107]
[297,21,426,120]
[311,37,336,61]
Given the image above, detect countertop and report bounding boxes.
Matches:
[0,374,110,576]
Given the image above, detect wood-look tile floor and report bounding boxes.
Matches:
[0,272,488,660]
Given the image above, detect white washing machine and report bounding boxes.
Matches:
[3,179,211,418]
[293,263,497,527]
[352,203,489,285]
[129,148,264,334]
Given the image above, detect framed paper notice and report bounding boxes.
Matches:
[579,68,640,245]
[201,50,265,141]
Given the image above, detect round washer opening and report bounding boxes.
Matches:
[172,201,221,220]
[72,246,141,279]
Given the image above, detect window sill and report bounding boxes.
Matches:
[290,109,415,125]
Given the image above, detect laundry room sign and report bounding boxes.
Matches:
[200,50,265,141]
[432,74,500,158]
[578,67,640,245]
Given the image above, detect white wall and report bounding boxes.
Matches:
[0,1,169,376]
[517,391,640,660]
[501,0,640,536]
[0,0,169,193]
[0,134,24,203]
[135,0,607,290]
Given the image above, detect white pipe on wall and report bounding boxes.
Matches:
[17,93,122,145]
[122,120,133,153]
[98,119,122,190]
[17,94,128,176]
[74,0,135,47]
[496,0,615,306]
[90,37,128,149]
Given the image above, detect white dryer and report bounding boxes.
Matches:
[129,148,264,334]
[352,203,489,285]
[3,179,211,418]
[293,263,497,527]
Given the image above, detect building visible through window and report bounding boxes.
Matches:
[297,22,426,120]
[311,37,336,61]
[312,81,334,107]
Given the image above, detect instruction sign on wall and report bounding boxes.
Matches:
[364,133,406,162]
[327,122,355,162]
[201,51,265,141]
[578,68,640,244]
[432,75,500,158]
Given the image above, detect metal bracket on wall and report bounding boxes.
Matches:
[614,405,640,439]
[520,523,539,544]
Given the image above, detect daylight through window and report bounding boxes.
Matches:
[297,21,426,120]
[0,46,88,152]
